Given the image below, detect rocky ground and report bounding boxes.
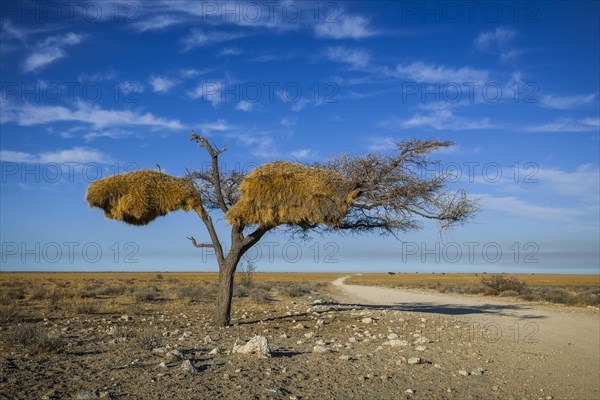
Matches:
[0,276,597,399]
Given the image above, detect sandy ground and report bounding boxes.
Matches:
[333,276,600,399]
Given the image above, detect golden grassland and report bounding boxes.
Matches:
[0,271,343,283]
[345,273,600,287]
[0,271,598,286]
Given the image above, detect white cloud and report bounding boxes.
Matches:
[290,149,313,159]
[368,136,396,152]
[474,27,520,61]
[526,117,600,132]
[314,15,376,39]
[539,93,598,110]
[0,147,112,164]
[132,15,188,32]
[1,100,184,131]
[182,29,246,50]
[235,101,255,112]
[23,32,84,73]
[280,117,298,127]
[198,119,234,134]
[187,81,225,107]
[478,194,587,222]
[149,75,179,93]
[382,109,492,131]
[218,47,242,56]
[324,46,370,70]
[392,62,489,83]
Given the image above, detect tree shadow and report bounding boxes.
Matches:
[322,301,547,319]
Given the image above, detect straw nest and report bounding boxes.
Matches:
[226,161,357,227]
[86,170,199,226]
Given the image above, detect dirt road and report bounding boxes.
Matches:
[333,276,600,399]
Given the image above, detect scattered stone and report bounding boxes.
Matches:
[232,335,271,358]
[304,332,315,339]
[180,359,197,374]
[158,361,167,369]
[434,363,442,369]
[348,337,357,343]
[492,385,499,391]
[407,357,422,365]
[387,333,399,340]
[292,323,305,330]
[458,370,469,376]
[165,349,183,362]
[339,355,351,361]
[414,337,430,344]
[361,317,373,324]
[316,339,326,346]
[471,370,483,376]
[208,347,221,355]
[203,335,213,344]
[396,356,407,365]
[405,389,414,394]
[119,315,131,321]
[384,339,410,347]
[76,391,99,399]
[313,345,329,353]
[415,346,426,351]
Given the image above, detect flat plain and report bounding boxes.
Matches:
[1,272,598,399]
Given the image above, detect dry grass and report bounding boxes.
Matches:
[86,170,199,226]
[346,273,600,306]
[225,161,358,227]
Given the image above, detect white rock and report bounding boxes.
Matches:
[407,357,422,365]
[414,337,430,344]
[120,315,131,321]
[165,349,183,361]
[304,332,315,339]
[313,345,329,353]
[458,369,469,376]
[158,361,167,368]
[292,323,305,330]
[415,346,426,351]
[387,333,399,340]
[384,339,410,347]
[348,337,357,343]
[232,335,271,358]
[316,339,326,346]
[361,317,373,324]
[209,347,221,355]
[405,389,414,394]
[180,359,197,374]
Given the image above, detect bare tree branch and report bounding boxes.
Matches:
[186,236,215,248]
[190,131,229,214]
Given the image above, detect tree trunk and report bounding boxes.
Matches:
[214,260,237,326]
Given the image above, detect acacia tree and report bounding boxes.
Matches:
[87,132,477,327]
[185,133,477,326]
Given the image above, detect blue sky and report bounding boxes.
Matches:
[0,1,598,274]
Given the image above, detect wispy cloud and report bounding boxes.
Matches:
[149,75,180,93]
[323,46,371,70]
[182,29,247,50]
[314,15,377,39]
[198,119,234,134]
[290,149,314,159]
[23,32,84,73]
[235,101,255,112]
[0,147,112,164]
[539,93,598,110]
[381,108,492,131]
[132,15,188,32]
[280,117,298,127]
[474,27,520,62]
[526,117,599,132]
[477,194,586,222]
[218,47,242,57]
[1,100,184,131]
[392,62,489,83]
